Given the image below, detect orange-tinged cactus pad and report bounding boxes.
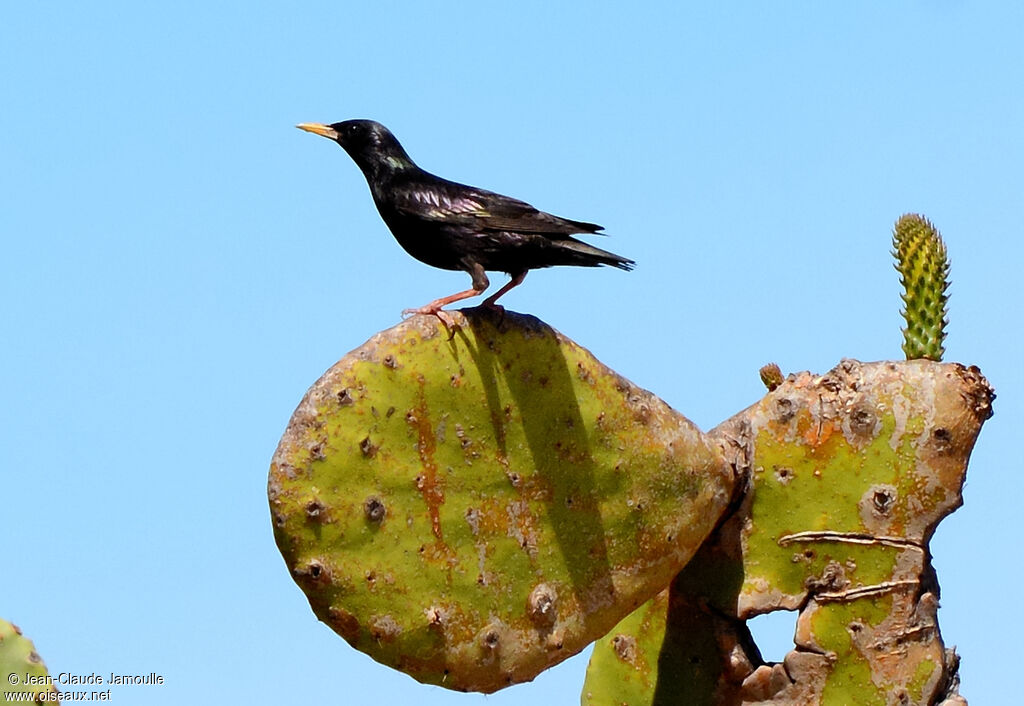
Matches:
[583,359,993,705]
[269,309,734,692]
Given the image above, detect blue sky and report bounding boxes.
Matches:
[3,3,1020,704]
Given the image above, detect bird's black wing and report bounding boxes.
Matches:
[392,180,603,236]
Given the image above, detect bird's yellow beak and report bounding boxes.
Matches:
[296,122,339,140]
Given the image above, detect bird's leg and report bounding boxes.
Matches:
[402,263,490,328]
[481,271,527,310]
[402,288,482,328]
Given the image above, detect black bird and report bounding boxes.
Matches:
[296,119,634,326]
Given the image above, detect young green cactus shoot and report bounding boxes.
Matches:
[894,214,951,361]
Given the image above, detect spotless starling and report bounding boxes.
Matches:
[296,120,634,326]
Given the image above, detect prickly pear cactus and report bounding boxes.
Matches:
[1,619,57,703]
[582,359,993,705]
[269,309,735,693]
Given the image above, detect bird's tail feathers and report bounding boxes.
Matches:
[558,238,635,271]
[562,217,605,235]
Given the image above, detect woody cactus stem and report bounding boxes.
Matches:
[894,214,950,361]
[582,359,994,705]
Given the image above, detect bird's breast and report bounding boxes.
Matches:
[375,209,467,272]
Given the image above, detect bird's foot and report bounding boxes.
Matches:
[402,306,458,330]
[480,300,508,325]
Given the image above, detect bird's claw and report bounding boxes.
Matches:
[402,307,458,331]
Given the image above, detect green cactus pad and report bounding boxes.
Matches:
[582,588,670,706]
[1,619,57,703]
[582,569,739,706]
[269,309,734,693]
[893,214,950,361]
[583,359,993,705]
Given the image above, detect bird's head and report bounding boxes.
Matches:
[297,119,415,177]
